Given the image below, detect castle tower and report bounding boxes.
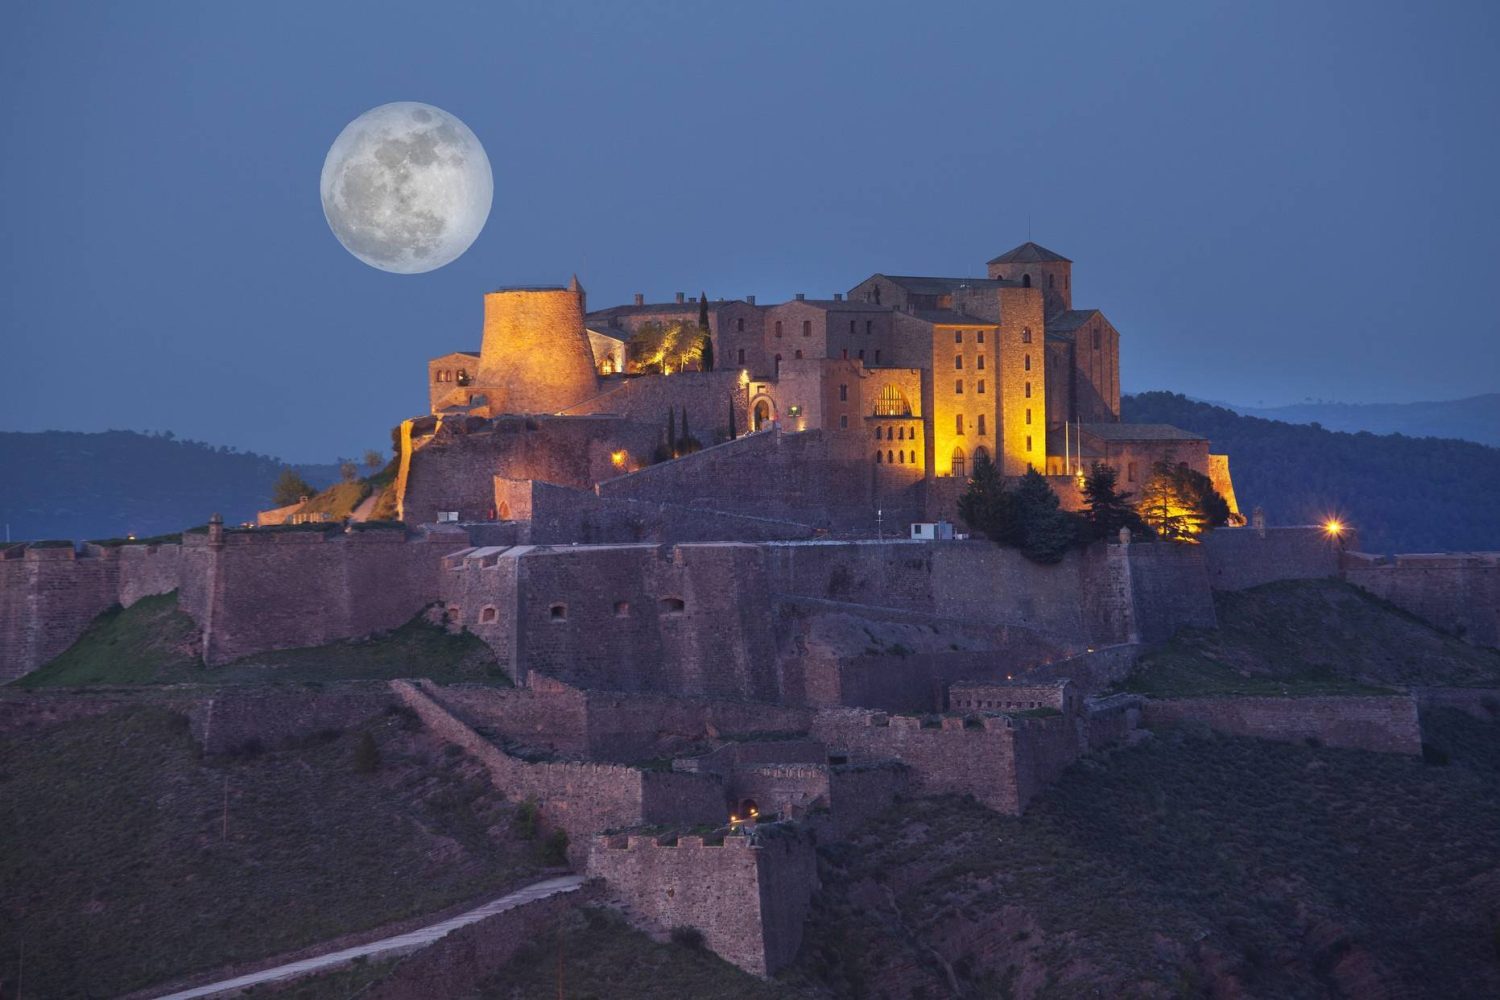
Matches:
[476,278,599,413]
[987,242,1072,318]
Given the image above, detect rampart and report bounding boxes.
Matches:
[587,826,818,977]
[1141,694,1422,754]
[390,681,724,861]
[1202,526,1342,591]
[0,541,182,681]
[177,525,462,665]
[187,683,393,755]
[1342,551,1500,647]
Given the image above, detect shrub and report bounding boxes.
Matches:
[670,925,705,950]
[353,731,381,773]
[514,799,539,839]
[540,829,570,865]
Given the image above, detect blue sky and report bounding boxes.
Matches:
[2,0,1496,462]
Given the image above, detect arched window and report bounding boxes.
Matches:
[897,426,905,441]
[875,450,883,463]
[887,449,894,464]
[1022,273,1032,288]
[974,445,991,467]
[498,501,511,520]
[874,384,912,417]
[951,446,966,478]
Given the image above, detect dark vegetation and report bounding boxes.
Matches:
[0,430,340,541]
[0,705,543,998]
[1230,392,1500,448]
[785,710,1500,999]
[12,593,511,688]
[1119,579,1500,698]
[1124,391,1500,552]
[477,906,809,1000]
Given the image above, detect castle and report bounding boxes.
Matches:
[4,241,1497,992]
[404,241,1237,533]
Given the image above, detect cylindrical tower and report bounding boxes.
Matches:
[476,277,599,413]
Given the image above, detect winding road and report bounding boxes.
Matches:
[150,874,585,999]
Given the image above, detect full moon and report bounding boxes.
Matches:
[320,102,493,274]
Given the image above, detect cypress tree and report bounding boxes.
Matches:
[698,293,714,371]
[728,397,737,440]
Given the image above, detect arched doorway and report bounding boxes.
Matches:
[951,445,966,478]
[973,445,991,470]
[739,798,760,820]
[752,398,772,431]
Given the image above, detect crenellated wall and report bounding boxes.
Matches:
[587,826,818,977]
[1342,551,1499,647]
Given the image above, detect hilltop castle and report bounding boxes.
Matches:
[406,241,1236,533]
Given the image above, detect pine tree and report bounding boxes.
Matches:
[271,469,314,506]
[1014,469,1080,564]
[1081,463,1145,541]
[957,452,1019,545]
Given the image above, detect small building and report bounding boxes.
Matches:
[910,521,955,541]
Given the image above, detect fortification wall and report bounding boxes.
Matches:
[1122,541,1218,641]
[1342,551,1500,647]
[188,683,393,755]
[1142,695,1422,754]
[580,691,812,763]
[432,676,591,756]
[0,545,120,681]
[950,680,1079,714]
[402,415,658,525]
[112,542,183,607]
[358,883,591,1000]
[443,543,783,700]
[587,828,817,976]
[825,762,909,839]
[507,479,814,546]
[177,525,461,665]
[391,681,723,860]
[558,369,749,445]
[1202,526,1340,591]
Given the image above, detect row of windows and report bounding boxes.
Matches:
[953,329,988,344]
[433,368,471,384]
[875,449,919,465]
[774,320,814,337]
[954,379,985,394]
[953,355,987,371]
[953,414,988,435]
[877,425,914,441]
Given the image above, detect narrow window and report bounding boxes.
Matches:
[954,330,963,344]
[876,450,883,463]
[956,414,964,435]
[952,446,966,477]
[775,321,783,338]
[1022,327,1032,344]
[849,320,856,334]
[840,415,848,429]
[1022,273,1031,288]
[954,356,963,370]
[794,349,803,359]
[479,606,498,624]
[898,451,905,464]
[1025,408,1032,425]
[1024,354,1032,371]
[874,426,882,440]
[977,330,985,344]
[549,603,567,622]
[978,414,987,435]
[736,317,745,332]
[840,384,848,401]
[866,320,873,335]
[858,349,865,360]
[433,370,443,383]
[1048,273,1055,288]
[955,379,963,394]
[874,349,882,363]
[614,601,630,617]
[1093,329,1102,350]
[887,449,894,463]
[737,348,745,364]
[1026,435,1033,451]
[872,286,881,305]
[1127,462,1137,482]
[802,320,812,337]
[977,379,986,394]
[1024,382,1031,398]
[897,427,905,441]
[841,348,848,359]
[977,356,985,370]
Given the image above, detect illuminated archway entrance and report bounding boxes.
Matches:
[752,398,773,431]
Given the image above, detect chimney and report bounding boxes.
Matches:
[675,292,685,304]
[746,295,756,305]
[633,293,644,306]
[834,293,843,301]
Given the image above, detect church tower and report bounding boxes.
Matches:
[987,242,1072,318]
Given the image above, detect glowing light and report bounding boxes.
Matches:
[610,450,628,468]
[1324,519,1345,537]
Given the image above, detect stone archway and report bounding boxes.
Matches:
[751,397,774,431]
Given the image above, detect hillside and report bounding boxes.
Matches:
[1230,393,1500,447]
[0,430,342,542]
[1124,392,1500,553]
[0,704,546,999]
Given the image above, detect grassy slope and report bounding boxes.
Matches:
[14,593,510,688]
[784,710,1500,999]
[1121,579,1500,697]
[0,704,544,999]
[477,907,814,1000]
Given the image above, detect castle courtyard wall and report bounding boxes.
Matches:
[1141,694,1422,754]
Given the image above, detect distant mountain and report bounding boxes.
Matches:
[1124,392,1500,554]
[1221,393,1500,447]
[0,431,342,543]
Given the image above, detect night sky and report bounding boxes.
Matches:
[2,1,1496,463]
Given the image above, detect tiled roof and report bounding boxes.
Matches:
[1045,310,1101,336]
[1081,423,1205,442]
[986,242,1072,265]
[911,309,997,326]
[766,299,893,313]
[873,275,1015,295]
[586,325,632,342]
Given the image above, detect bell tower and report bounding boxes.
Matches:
[986,242,1072,318]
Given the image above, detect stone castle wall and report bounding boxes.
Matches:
[1121,540,1218,641]
[1141,694,1422,754]
[558,369,749,444]
[1342,551,1500,647]
[1202,526,1341,591]
[476,285,599,414]
[187,683,394,755]
[0,541,182,681]
[177,526,459,666]
[587,827,818,977]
